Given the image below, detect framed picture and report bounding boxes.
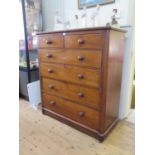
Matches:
[78,0,115,9]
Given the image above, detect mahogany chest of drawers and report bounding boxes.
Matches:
[37,27,125,141]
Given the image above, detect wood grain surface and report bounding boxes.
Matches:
[42,78,100,109]
[38,49,101,68]
[20,99,135,155]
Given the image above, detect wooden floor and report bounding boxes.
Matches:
[19,99,135,155]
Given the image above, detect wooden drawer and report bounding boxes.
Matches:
[40,63,100,88]
[42,78,100,109]
[64,34,104,49]
[38,49,101,68]
[38,34,63,48]
[42,93,99,130]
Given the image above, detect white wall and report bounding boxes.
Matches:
[119,0,134,119]
[42,0,62,31]
[42,0,131,30]
[64,0,130,27]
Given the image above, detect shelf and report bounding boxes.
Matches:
[19,48,38,52]
[19,66,39,71]
[25,7,41,12]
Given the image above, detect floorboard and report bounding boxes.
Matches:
[19,99,135,155]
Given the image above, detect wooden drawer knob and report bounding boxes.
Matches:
[49,100,56,106]
[48,84,55,89]
[77,56,85,61]
[46,53,53,58]
[79,111,85,117]
[78,74,84,79]
[78,39,85,44]
[48,68,53,73]
[78,92,84,98]
[46,40,53,44]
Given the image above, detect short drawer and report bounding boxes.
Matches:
[38,49,101,68]
[42,93,99,130]
[64,34,104,49]
[38,34,63,48]
[42,78,100,109]
[40,63,100,88]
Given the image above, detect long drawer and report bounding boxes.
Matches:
[42,93,99,130]
[64,33,104,49]
[42,78,100,109]
[40,63,100,88]
[38,34,63,48]
[38,49,101,68]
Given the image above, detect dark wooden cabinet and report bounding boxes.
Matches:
[37,27,125,141]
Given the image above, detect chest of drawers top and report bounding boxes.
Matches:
[37,27,125,49]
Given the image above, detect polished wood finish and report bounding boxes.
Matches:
[42,93,99,130]
[104,31,125,131]
[40,63,100,88]
[37,26,126,34]
[64,34,104,49]
[42,78,100,109]
[38,34,63,48]
[38,49,101,68]
[37,26,125,141]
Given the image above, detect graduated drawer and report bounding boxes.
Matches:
[38,34,63,48]
[40,63,100,88]
[38,49,101,68]
[42,78,100,109]
[64,33,104,49]
[42,93,99,130]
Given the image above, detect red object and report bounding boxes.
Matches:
[28,38,33,50]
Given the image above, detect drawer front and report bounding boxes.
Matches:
[42,93,99,130]
[40,63,100,88]
[42,78,100,109]
[64,34,104,49]
[38,34,63,48]
[38,49,101,68]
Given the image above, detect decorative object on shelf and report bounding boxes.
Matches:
[33,23,38,32]
[80,6,87,27]
[32,35,38,49]
[78,0,115,9]
[63,20,71,30]
[70,14,79,29]
[74,14,79,28]
[54,11,63,30]
[25,0,35,9]
[91,4,100,27]
[111,8,119,25]
[106,8,120,28]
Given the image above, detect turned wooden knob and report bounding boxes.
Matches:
[78,39,85,44]
[48,84,55,89]
[46,53,53,58]
[78,92,84,98]
[46,40,53,44]
[49,100,56,106]
[78,74,84,79]
[48,68,53,73]
[79,111,85,117]
[77,56,85,61]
